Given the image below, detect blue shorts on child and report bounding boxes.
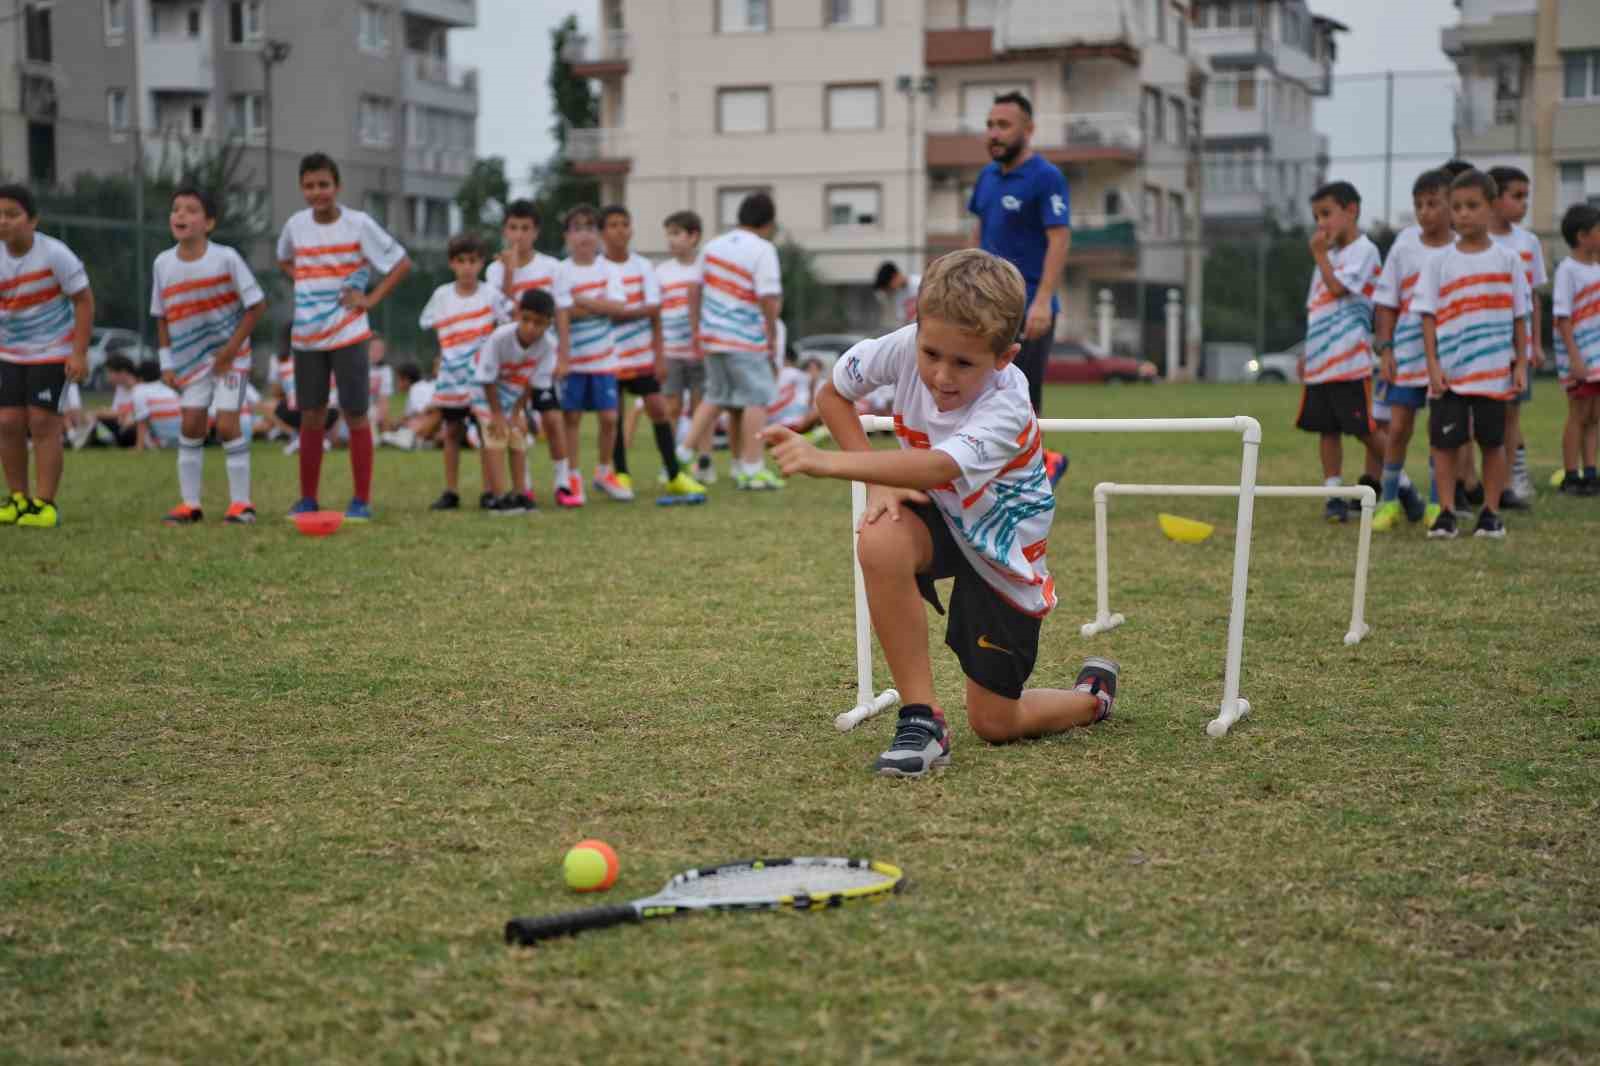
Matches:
[561,372,618,412]
[1385,384,1428,411]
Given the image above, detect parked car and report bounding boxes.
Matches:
[87,328,155,390]
[1044,339,1158,384]
[794,333,867,369]
[1243,342,1303,383]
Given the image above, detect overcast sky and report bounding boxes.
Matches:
[455,0,1461,223]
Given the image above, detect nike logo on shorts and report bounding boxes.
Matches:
[976,635,1013,655]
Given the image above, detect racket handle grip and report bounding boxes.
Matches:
[505,905,639,945]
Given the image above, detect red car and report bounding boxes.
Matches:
[1045,339,1158,384]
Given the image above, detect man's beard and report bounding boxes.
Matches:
[989,138,1024,166]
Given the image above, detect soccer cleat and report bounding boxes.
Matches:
[1459,480,1486,509]
[614,471,634,492]
[0,490,27,525]
[517,491,538,512]
[478,491,497,511]
[344,499,373,523]
[1323,496,1349,523]
[1423,502,1442,528]
[1498,487,1531,511]
[1580,477,1600,498]
[1473,509,1506,539]
[1074,657,1120,723]
[223,502,257,525]
[664,471,708,497]
[1558,473,1583,496]
[872,706,951,778]
[747,467,786,491]
[1427,508,1458,539]
[490,493,527,516]
[287,497,320,519]
[695,455,717,485]
[162,503,203,526]
[1398,481,1426,523]
[1044,449,1070,490]
[282,437,300,456]
[429,490,461,511]
[1513,471,1536,502]
[554,484,583,508]
[1370,500,1403,532]
[16,499,58,529]
[733,470,752,490]
[594,472,634,501]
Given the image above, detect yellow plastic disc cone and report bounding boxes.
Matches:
[1158,513,1214,544]
[1549,469,1566,489]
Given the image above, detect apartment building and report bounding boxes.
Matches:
[567,0,1207,354]
[1190,0,1344,233]
[0,0,478,245]
[1443,0,1600,233]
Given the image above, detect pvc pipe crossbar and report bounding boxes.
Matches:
[840,414,1264,738]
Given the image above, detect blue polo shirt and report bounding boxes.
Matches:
[968,155,1071,313]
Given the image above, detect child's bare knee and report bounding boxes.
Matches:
[856,521,913,576]
[967,706,1018,744]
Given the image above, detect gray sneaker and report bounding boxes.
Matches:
[1074,657,1120,722]
[873,707,950,778]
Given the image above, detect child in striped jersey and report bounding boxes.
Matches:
[277,153,411,522]
[1298,180,1389,523]
[151,186,266,526]
[658,211,712,481]
[0,184,94,529]
[763,250,1116,779]
[486,200,560,305]
[1487,166,1547,509]
[419,233,510,512]
[600,204,705,503]
[554,204,628,504]
[1415,169,1530,540]
[131,359,182,450]
[1371,169,1453,532]
[1553,203,1600,495]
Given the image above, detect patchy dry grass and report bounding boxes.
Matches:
[2,383,1597,1065]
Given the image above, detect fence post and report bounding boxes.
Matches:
[1165,288,1181,381]
[1097,288,1113,353]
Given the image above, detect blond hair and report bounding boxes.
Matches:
[917,249,1027,354]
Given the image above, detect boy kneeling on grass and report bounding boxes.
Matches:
[763,249,1116,778]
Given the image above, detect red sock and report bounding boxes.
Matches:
[298,424,324,501]
[350,422,373,503]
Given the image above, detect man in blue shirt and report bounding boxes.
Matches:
[969,91,1071,484]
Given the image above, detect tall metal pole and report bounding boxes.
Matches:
[261,41,291,238]
[1382,71,1394,226]
[132,0,147,348]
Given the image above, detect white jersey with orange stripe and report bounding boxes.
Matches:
[607,252,662,379]
[1490,224,1547,364]
[149,242,265,387]
[697,229,782,356]
[767,364,812,428]
[831,324,1057,618]
[486,252,560,304]
[131,380,182,447]
[0,232,89,366]
[1411,242,1530,398]
[419,282,510,408]
[656,257,701,361]
[277,205,406,352]
[554,257,626,373]
[1303,235,1381,385]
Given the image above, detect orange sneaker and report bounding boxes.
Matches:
[223,502,257,525]
[162,503,203,526]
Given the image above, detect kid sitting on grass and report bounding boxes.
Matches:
[763,248,1116,778]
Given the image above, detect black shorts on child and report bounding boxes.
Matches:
[1296,379,1372,437]
[618,374,662,397]
[907,501,1041,700]
[0,361,67,411]
[527,387,561,413]
[1429,390,1506,449]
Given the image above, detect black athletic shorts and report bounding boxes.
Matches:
[907,501,1041,700]
[528,387,561,413]
[274,401,339,431]
[1429,390,1506,449]
[293,340,370,416]
[1296,379,1372,438]
[438,405,472,425]
[0,361,67,411]
[618,373,661,397]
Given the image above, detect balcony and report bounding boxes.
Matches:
[144,35,215,92]
[925,10,1137,68]
[562,31,630,79]
[1441,11,1535,55]
[567,127,631,177]
[1454,90,1535,156]
[925,112,1141,168]
[402,52,478,113]
[400,0,476,29]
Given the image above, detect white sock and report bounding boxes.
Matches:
[522,466,533,493]
[596,463,612,478]
[1398,470,1413,491]
[1324,475,1343,489]
[676,444,694,465]
[553,458,571,486]
[178,435,204,507]
[223,436,251,505]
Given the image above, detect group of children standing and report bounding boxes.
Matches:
[1296,160,1600,540]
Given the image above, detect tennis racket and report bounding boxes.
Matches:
[505,856,903,945]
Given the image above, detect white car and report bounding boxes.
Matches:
[1244,343,1303,383]
[87,328,155,389]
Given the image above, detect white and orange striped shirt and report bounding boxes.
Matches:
[607,252,661,379]
[1374,237,1451,388]
[419,282,509,409]
[554,257,625,374]
[149,242,264,387]
[656,257,701,361]
[1490,224,1547,365]
[0,233,89,366]
[832,324,1057,618]
[1552,255,1600,384]
[1304,235,1381,384]
[698,229,782,356]
[1413,243,1530,398]
[485,252,560,303]
[767,364,812,428]
[131,380,182,447]
[276,206,406,351]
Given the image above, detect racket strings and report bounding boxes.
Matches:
[668,863,891,902]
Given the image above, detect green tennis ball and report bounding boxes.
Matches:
[563,839,619,893]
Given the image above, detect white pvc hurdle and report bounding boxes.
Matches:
[839,414,1263,738]
[1083,483,1375,648]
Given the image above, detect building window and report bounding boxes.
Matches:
[1563,51,1600,100]
[826,84,881,131]
[364,192,390,228]
[718,186,771,229]
[1167,191,1184,237]
[960,81,1033,127]
[1104,189,1122,217]
[186,7,202,37]
[358,96,394,147]
[1237,73,1256,110]
[718,0,769,33]
[1150,0,1165,43]
[105,0,127,40]
[188,104,206,134]
[358,4,390,54]
[717,87,771,133]
[826,184,880,227]
[1176,3,1187,53]
[827,0,878,27]
[1143,185,1162,234]
[1143,87,1164,142]
[23,3,51,63]
[1210,75,1233,111]
[228,1,263,45]
[1235,1,1254,27]
[107,89,129,133]
[1167,96,1185,146]
[1559,163,1586,209]
[226,93,265,140]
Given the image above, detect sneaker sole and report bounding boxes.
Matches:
[874,755,951,778]
[1473,529,1507,539]
[224,515,257,525]
[656,494,707,507]
[1427,529,1458,540]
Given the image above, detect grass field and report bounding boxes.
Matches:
[3,382,1598,1065]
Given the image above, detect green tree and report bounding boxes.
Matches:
[778,238,849,336]
[456,156,510,233]
[530,14,599,255]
